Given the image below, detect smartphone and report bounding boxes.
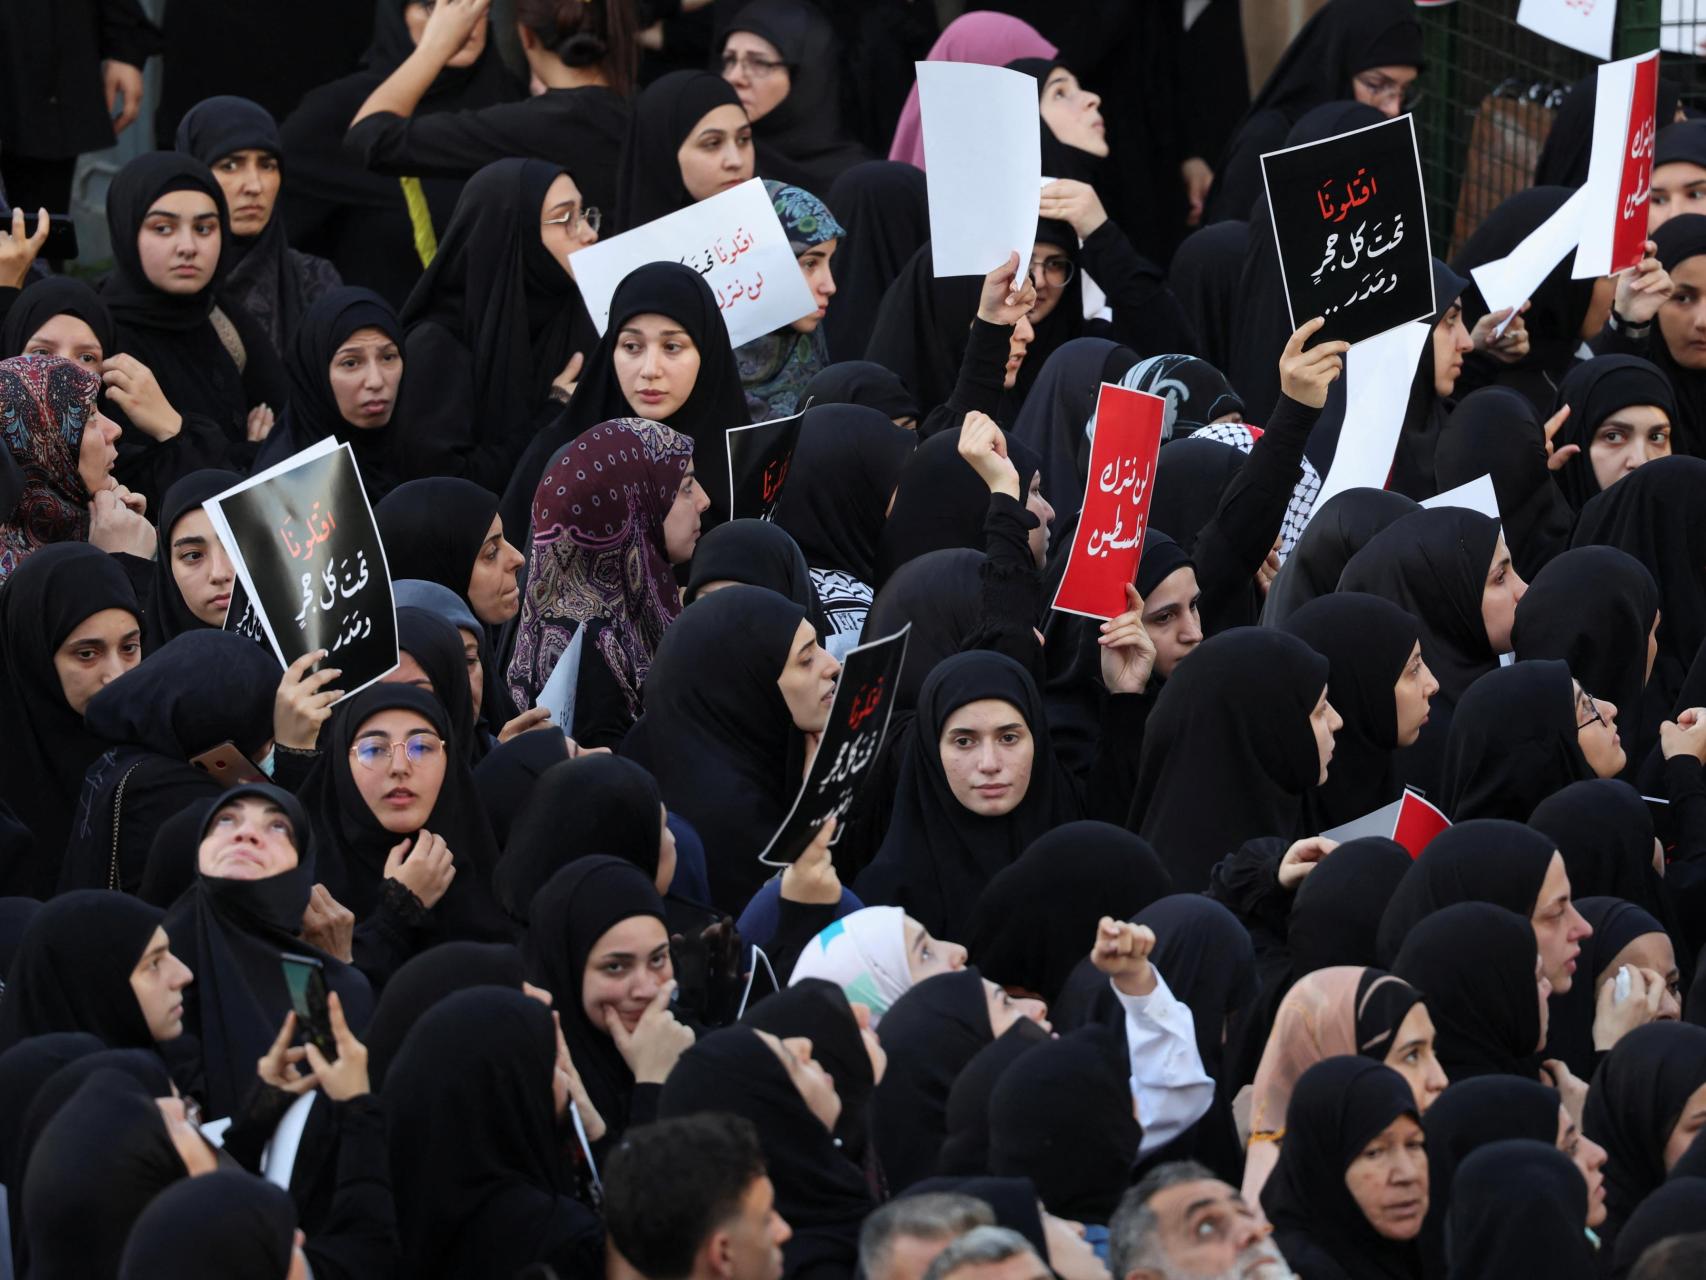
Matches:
[279,953,338,1061]
[189,740,265,784]
[43,213,79,262]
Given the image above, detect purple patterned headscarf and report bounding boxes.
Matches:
[0,354,101,582]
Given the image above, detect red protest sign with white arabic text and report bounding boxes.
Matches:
[1613,53,1659,274]
[1050,383,1165,621]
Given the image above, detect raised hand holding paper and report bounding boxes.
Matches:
[1516,0,1617,60]
[917,62,1042,278]
[1574,49,1660,279]
[1305,320,1433,519]
[568,178,816,349]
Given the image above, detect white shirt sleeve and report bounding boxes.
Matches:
[1114,968,1216,1156]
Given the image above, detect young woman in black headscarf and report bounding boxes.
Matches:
[175,95,342,354]
[1542,896,1681,1083]
[686,519,826,625]
[0,542,142,894]
[1280,592,1435,831]
[391,606,481,767]
[1259,1055,1427,1280]
[1530,779,1674,925]
[1552,355,1679,512]
[936,1016,1051,1178]
[394,157,598,490]
[360,939,524,1086]
[614,70,752,232]
[1007,338,1139,518]
[1447,1140,1598,1280]
[821,164,930,365]
[382,986,603,1280]
[100,152,289,461]
[142,469,240,649]
[118,1170,306,1280]
[1260,487,1419,627]
[803,360,921,428]
[1610,1176,1706,1279]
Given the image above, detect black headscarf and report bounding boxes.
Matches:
[864,242,997,419]
[376,476,500,605]
[854,651,1074,940]
[687,517,820,604]
[876,424,1040,586]
[1169,220,1247,374]
[1530,780,1670,920]
[0,890,163,1052]
[745,977,879,1166]
[144,469,242,649]
[660,1024,875,1279]
[1610,1176,1706,1280]
[1008,338,1139,518]
[1375,818,1556,966]
[1438,660,1597,822]
[1281,592,1421,831]
[1545,896,1671,1080]
[802,359,921,422]
[1261,487,1420,627]
[524,855,668,1142]
[936,1018,1051,1177]
[118,1169,300,1280]
[0,543,140,894]
[1584,1021,1706,1249]
[1147,436,1245,556]
[471,724,570,846]
[632,586,806,911]
[1447,1140,1597,1280]
[1127,627,1328,891]
[1392,902,1543,1080]
[0,1031,103,1263]
[614,70,746,231]
[1260,1055,1423,1280]
[1290,837,1415,979]
[1435,387,1575,580]
[0,276,118,358]
[364,939,525,1087]
[821,165,931,365]
[862,548,984,713]
[772,404,917,585]
[1553,355,1680,511]
[495,755,663,923]
[1537,73,1681,188]
[1649,215,1706,457]
[396,605,480,763]
[164,781,372,1118]
[101,151,231,335]
[383,986,599,1280]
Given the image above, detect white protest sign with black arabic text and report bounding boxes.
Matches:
[568,178,815,350]
[1516,0,1617,59]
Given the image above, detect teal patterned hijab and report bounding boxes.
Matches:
[736,181,846,421]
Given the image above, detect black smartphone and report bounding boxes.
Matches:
[280,953,338,1062]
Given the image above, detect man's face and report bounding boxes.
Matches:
[1129,1180,1292,1280]
[722,1175,791,1280]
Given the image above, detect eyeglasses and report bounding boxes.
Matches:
[349,732,445,771]
[1354,71,1423,111]
[1030,255,1075,288]
[543,206,601,234]
[721,52,787,78]
[1577,689,1605,732]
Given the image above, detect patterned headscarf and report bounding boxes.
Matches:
[506,418,694,716]
[0,355,101,582]
[735,181,846,422]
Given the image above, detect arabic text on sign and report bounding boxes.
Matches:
[1316,168,1380,223]
[279,503,338,562]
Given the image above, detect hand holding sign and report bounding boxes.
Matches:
[1278,317,1350,408]
[976,252,1038,327]
[1612,240,1672,326]
[1098,584,1158,696]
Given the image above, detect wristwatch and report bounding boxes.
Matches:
[1607,308,1652,339]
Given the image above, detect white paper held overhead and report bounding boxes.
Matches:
[1304,320,1433,522]
[917,62,1041,278]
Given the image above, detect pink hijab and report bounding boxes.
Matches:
[886,12,1057,168]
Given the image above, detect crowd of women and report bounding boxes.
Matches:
[8,0,1706,1276]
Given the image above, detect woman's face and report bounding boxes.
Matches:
[1002,313,1035,390]
[677,104,754,202]
[1603,931,1683,1021]
[1532,852,1588,995]
[1572,679,1625,779]
[1382,1002,1448,1114]
[1143,566,1204,679]
[1651,162,1706,231]
[156,1095,218,1175]
[582,914,672,1036]
[328,325,403,430]
[1024,471,1055,569]
[22,314,103,367]
[168,507,235,626]
[775,619,841,734]
[662,465,710,564]
[1350,64,1419,117]
[77,407,121,494]
[348,708,447,834]
[198,795,300,880]
[721,31,791,124]
[983,976,1050,1037]
[540,173,596,274]
[458,626,484,715]
[655,803,677,896]
[1027,240,1073,326]
[403,0,488,65]
[755,1028,842,1132]
[1431,299,1473,397]
[614,313,702,421]
[1660,256,1706,369]
[938,697,1035,817]
[1480,535,1526,653]
[1310,685,1343,786]
[1392,641,1438,748]
[1557,1104,1609,1228]
[129,927,193,1043]
[902,915,968,983]
[53,607,142,713]
[1535,953,1553,1050]
[210,148,281,238]
[384,650,434,694]
[1588,404,1671,492]
[789,239,838,334]
[1039,68,1108,157]
[137,189,221,295]
[1666,1082,1706,1169]
[467,514,524,624]
[1343,1113,1428,1240]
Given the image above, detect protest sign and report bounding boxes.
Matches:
[724,408,805,523]
[1305,320,1433,519]
[1517,0,1616,59]
[1574,49,1660,279]
[222,578,272,652]
[758,625,910,867]
[1320,790,1451,859]
[1261,114,1435,347]
[918,62,1042,277]
[1050,384,1166,620]
[568,178,816,349]
[1469,187,1587,338]
[204,438,398,701]
[1421,473,1500,520]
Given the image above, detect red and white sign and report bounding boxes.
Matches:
[1050,384,1165,621]
[1320,790,1451,859]
[1573,49,1660,279]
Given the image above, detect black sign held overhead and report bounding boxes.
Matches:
[758,623,910,867]
[205,439,399,701]
[1260,114,1435,348]
[724,407,805,524]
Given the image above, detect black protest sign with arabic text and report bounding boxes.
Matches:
[1261,114,1435,347]
[724,408,805,524]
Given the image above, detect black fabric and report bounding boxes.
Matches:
[614,70,746,231]
[0,890,161,1052]
[1553,355,1680,511]
[1530,780,1670,920]
[1260,1055,1423,1280]
[1375,818,1556,966]
[1127,627,1328,891]
[686,519,831,640]
[1648,215,1706,459]
[803,359,921,423]
[1281,592,1420,831]
[772,403,917,585]
[376,476,500,603]
[1392,902,1544,1080]
[1446,1140,1597,1280]
[876,425,1040,586]
[660,1024,875,1280]
[1147,436,1244,555]
[101,152,229,334]
[744,977,879,1165]
[1545,896,1669,1080]
[0,1031,104,1266]
[864,242,995,421]
[1289,838,1415,980]
[365,940,524,1087]
[936,1018,1051,1177]
[1611,1176,1706,1280]
[0,542,140,895]
[1169,220,1247,374]
[472,725,571,848]
[1009,338,1138,518]
[0,275,118,358]
[1538,73,1681,189]
[383,986,601,1280]
[821,164,931,365]
[1261,487,1419,627]
[1438,659,1597,822]
[397,606,479,764]
[0,895,40,977]
[118,1169,299,1280]
[144,468,242,649]
[863,548,985,713]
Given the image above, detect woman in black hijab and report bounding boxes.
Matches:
[686,519,828,629]
[1126,627,1334,891]
[1392,902,1546,1080]
[1008,338,1139,518]
[164,781,373,1119]
[1447,1140,1597,1280]
[0,542,142,895]
[395,157,597,490]
[119,1169,303,1280]
[394,606,480,766]
[1583,1021,1706,1251]
[1261,487,1419,627]
[1552,355,1679,512]
[1530,780,1671,920]
[1437,661,1609,823]
[363,939,525,1086]
[803,360,921,427]
[100,152,289,459]
[936,1017,1051,1178]
[1544,896,1679,1082]
[1289,838,1416,980]
[0,1032,103,1269]
[383,986,602,1280]
[143,469,241,649]
[1259,1055,1427,1280]
[1610,1176,1706,1280]
[1281,592,1433,831]
[175,95,343,354]
[614,70,751,232]
[821,165,931,365]
[1606,214,1706,457]
[660,1024,875,1280]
